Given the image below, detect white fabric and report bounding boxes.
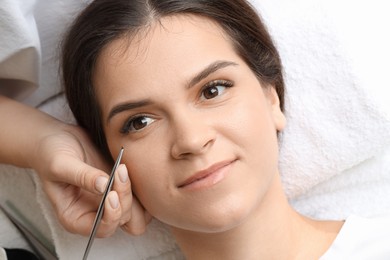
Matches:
[290,148,390,220]
[0,248,7,260]
[252,0,390,199]
[0,166,48,254]
[0,0,40,101]
[1,0,390,259]
[0,0,90,107]
[321,215,390,259]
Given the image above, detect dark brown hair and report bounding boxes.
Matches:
[62,0,285,161]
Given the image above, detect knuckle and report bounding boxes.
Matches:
[97,228,116,238]
[121,222,146,235]
[119,214,132,226]
[101,211,121,227]
[47,156,64,178]
[58,210,78,234]
[118,191,133,208]
[75,166,88,188]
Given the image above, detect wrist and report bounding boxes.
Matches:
[26,118,72,171]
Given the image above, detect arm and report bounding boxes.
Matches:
[0,95,150,236]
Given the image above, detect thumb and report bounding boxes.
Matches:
[52,157,109,194]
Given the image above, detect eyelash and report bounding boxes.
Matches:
[120,114,154,134]
[200,79,234,100]
[120,79,234,134]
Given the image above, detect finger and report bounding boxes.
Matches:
[145,211,153,224]
[51,187,103,236]
[48,156,109,194]
[96,191,122,238]
[121,197,148,235]
[61,211,97,236]
[113,164,133,225]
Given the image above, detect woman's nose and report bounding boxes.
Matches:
[170,112,216,159]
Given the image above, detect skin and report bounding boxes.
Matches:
[0,95,147,237]
[93,15,343,259]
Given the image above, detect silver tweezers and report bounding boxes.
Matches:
[0,147,124,260]
[82,147,124,260]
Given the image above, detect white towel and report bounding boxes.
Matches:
[291,148,390,220]
[253,0,390,199]
[1,0,390,259]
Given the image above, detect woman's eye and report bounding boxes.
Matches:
[121,116,155,133]
[201,80,233,100]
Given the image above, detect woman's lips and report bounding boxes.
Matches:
[178,160,236,190]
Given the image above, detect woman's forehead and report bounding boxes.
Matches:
[92,14,241,101]
[92,14,245,116]
[95,14,230,67]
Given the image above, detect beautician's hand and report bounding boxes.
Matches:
[0,96,150,236]
[112,164,152,235]
[31,124,151,237]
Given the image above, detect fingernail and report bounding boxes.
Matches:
[109,192,119,209]
[95,176,108,193]
[118,165,128,183]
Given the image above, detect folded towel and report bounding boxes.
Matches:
[253,0,390,199]
[291,147,390,220]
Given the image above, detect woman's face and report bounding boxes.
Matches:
[93,15,285,233]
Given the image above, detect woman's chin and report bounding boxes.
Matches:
[167,201,254,234]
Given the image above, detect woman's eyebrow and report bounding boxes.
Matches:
[107,99,151,124]
[188,60,238,88]
[106,61,237,123]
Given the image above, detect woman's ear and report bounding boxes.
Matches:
[265,87,286,131]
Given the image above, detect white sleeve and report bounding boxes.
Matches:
[0,247,7,260]
[0,0,41,101]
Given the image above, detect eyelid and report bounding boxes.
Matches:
[203,79,233,88]
[120,114,155,134]
[199,79,234,100]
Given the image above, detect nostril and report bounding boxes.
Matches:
[204,138,215,147]
[171,135,216,159]
[169,114,217,159]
